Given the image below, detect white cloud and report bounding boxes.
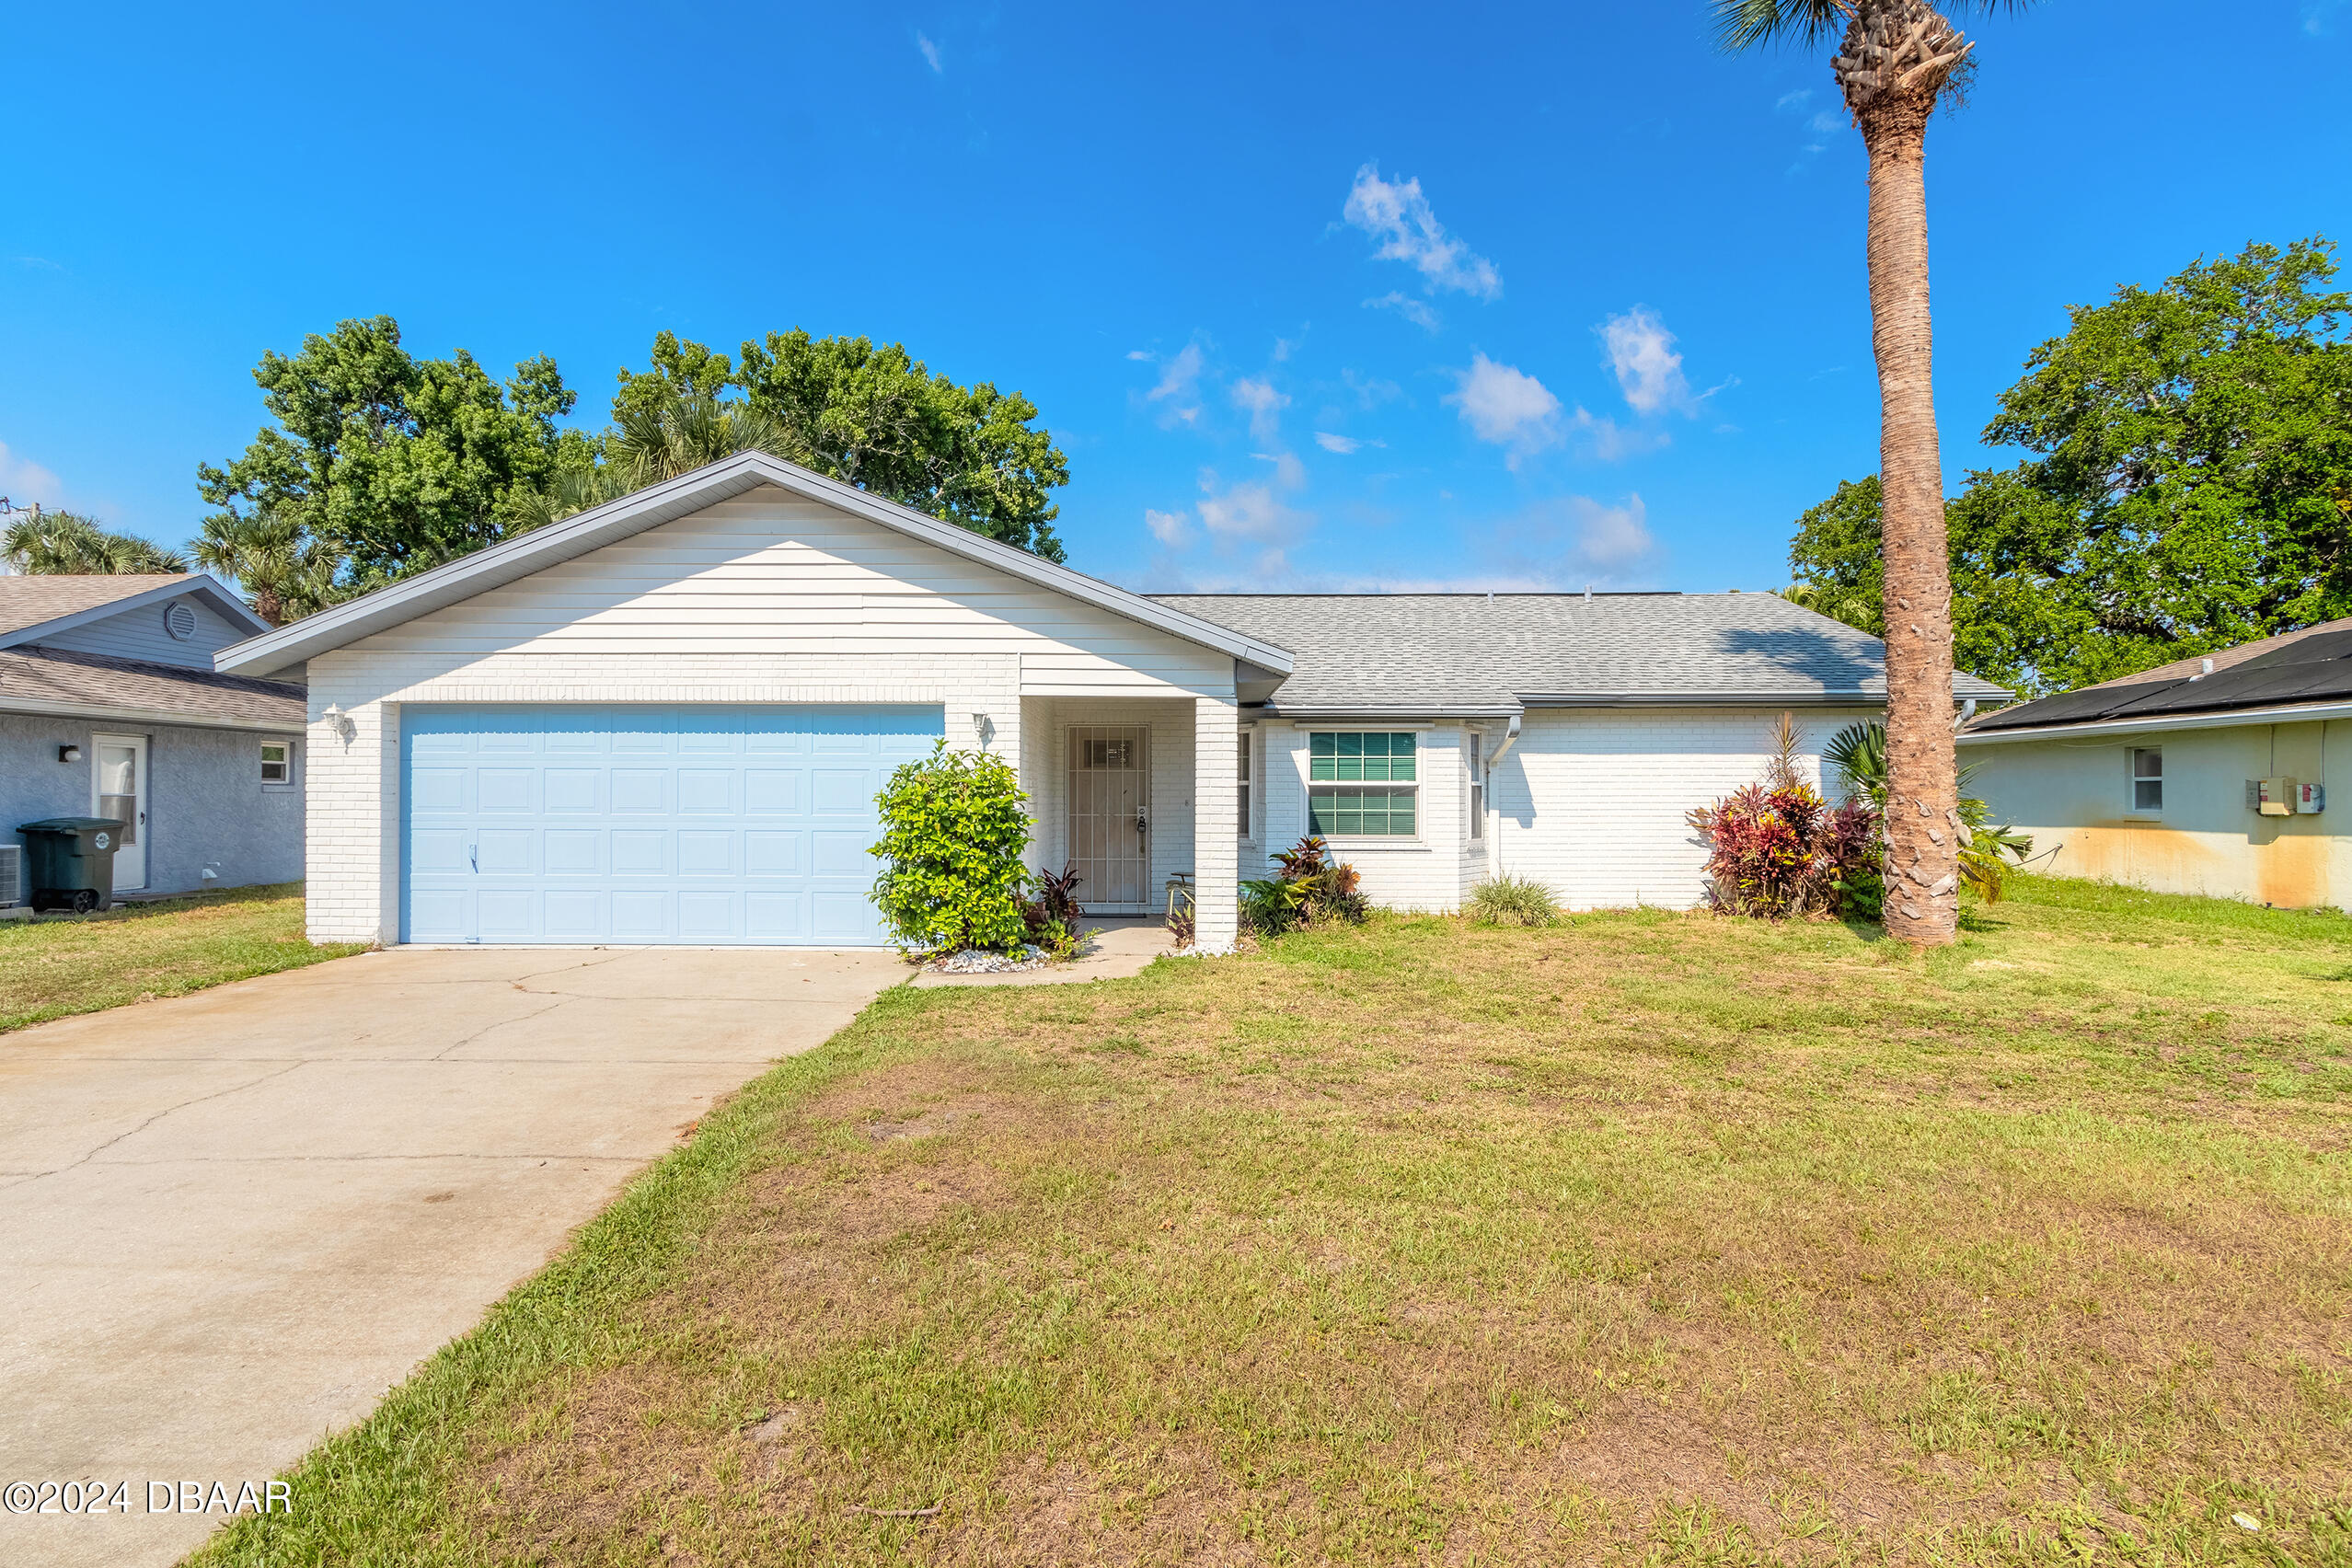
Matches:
[0,440,63,509]
[1565,407,1667,462]
[1476,493,1660,584]
[1230,377,1289,441]
[1136,341,1206,425]
[2304,0,2346,32]
[1343,368,1403,409]
[1598,306,1692,415]
[1776,88,1812,111]
[1124,349,1153,362]
[916,31,942,72]
[1809,110,1846,134]
[1145,507,1192,548]
[1445,352,1561,464]
[1314,432,1381,455]
[1343,163,1501,301]
[1363,290,1441,332]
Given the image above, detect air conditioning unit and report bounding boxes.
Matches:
[0,843,18,908]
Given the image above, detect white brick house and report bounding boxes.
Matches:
[214,451,2005,951]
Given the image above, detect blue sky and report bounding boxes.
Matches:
[3,1,2346,594]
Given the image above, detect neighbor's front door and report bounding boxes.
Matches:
[1067,726,1148,909]
[92,733,147,891]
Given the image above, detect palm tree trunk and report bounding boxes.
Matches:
[1861,109,1960,946]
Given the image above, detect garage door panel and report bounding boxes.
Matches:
[400,704,940,945]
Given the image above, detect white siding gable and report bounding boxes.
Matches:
[342,488,1229,696]
[38,594,250,668]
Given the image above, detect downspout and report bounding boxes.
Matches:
[1482,713,1522,878]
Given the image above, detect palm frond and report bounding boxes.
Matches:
[1714,0,2035,54]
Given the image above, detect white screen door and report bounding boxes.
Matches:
[1067,726,1148,908]
[92,733,148,890]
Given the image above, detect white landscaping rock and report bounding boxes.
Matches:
[927,945,1053,974]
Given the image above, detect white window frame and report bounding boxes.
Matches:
[1306,730,1422,843]
[1237,729,1255,844]
[2130,746,2162,815]
[1467,732,1485,843]
[260,737,294,790]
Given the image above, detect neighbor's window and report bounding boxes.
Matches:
[1468,732,1485,842]
[1308,732,1417,837]
[2132,747,2162,813]
[260,740,292,786]
[1237,733,1252,840]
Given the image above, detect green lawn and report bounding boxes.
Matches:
[192,875,2352,1565]
[0,882,363,1033]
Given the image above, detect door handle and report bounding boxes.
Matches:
[1135,812,1147,836]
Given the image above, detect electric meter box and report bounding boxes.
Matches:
[2254,778,2299,817]
[2298,781,2326,814]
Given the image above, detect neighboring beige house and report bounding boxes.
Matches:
[1963,619,2352,910]
[213,451,2000,952]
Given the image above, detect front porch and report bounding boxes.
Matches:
[1014,696,1238,949]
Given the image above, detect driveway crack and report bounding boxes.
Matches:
[430,997,573,1060]
[20,1061,309,1184]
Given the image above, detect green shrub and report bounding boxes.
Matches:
[1465,873,1562,927]
[870,741,1032,953]
[1241,836,1367,937]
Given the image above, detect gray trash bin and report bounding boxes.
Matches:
[18,817,128,914]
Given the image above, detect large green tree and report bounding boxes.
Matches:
[1717,0,2032,949]
[197,316,582,596]
[1786,238,2352,696]
[554,329,1068,561]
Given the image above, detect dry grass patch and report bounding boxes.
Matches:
[195,875,2352,1565]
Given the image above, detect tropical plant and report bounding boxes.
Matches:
[869,741,1033,954]
[1825,719,2034,900]
[1241,836,1369,937]
[1715,0,2035,946]
[1017,862,1087,957]
[190,511,343,625]
[1688,780,1881,920]
[2,510,186,574]
[1465,873,1562,928]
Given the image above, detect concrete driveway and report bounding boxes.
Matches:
[0,945,902,1568]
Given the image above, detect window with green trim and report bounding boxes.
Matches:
[1308,732,1418,836]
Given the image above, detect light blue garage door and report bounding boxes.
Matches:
[400,704,942,946]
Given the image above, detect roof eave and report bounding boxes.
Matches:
[0,694,303,732]
[1960,697,2352,744]
[213,453,1295,678]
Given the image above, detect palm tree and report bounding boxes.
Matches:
[612,388,786,490]
[190,511,344,625]
[1714,0,2028,947]
[2,509,187,574]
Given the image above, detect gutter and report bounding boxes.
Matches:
[0,697,304,733]
[1958,698,2352,745]
[1515,689,2005,708]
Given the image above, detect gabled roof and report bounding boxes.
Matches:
[0,573,270,648]
[0,645,306,731]
[213,453,1297,679]
[1155,592,2012,715]
[1966,617,2352,739]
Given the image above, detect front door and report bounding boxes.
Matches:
[1067,726,1149,910]
[91,733,148,890]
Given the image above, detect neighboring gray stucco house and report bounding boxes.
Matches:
[1963,617,2352,911]
[1,574,306,905]
[212,451,2007,952]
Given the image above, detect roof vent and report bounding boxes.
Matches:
[1584,584,1593,603]
[164,601,197,640]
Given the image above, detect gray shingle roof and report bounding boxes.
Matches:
[0,575,199,638]
[1151,592,2012,713]
[0,645,306,729]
